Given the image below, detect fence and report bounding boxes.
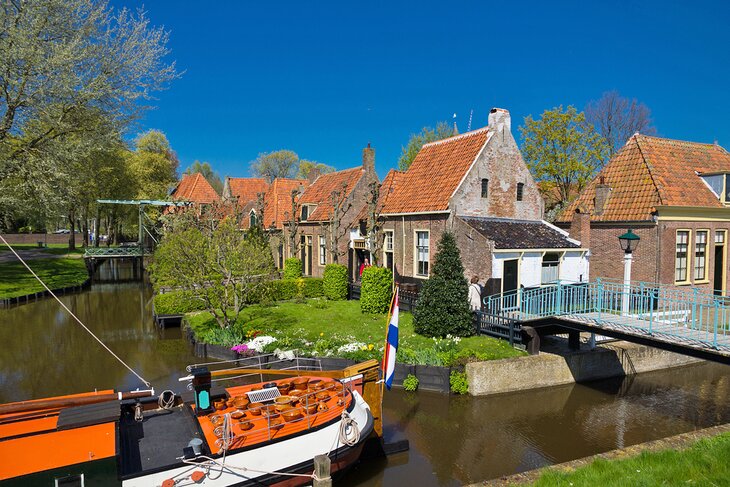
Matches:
[348,282,419,312]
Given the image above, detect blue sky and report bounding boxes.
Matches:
[114,1,730,179]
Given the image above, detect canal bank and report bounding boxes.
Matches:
[467,335,703,396]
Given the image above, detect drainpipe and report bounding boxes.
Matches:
[402,216,406,277]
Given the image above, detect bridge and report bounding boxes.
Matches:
[483,278,730,364]
[84,246,150,258]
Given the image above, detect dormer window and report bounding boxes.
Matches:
[700,172,730,205]
[301,205,309,221]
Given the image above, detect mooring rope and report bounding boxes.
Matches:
[0,235,152,388]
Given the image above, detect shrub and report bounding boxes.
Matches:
[403,374,419,392]
[413,232,474,337]
[360,266,393,314]
[283,258,302,279]
[323,264,348,300]
[267,278,323,301]
[153,291,207,315]
[450,371,469,394]
[301,277,323,298]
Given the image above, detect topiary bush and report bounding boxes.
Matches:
[360,266,393,314]
[323,263,349,300]
[283,258,302,279]
[413,232,474,337]
[301,277,324,298]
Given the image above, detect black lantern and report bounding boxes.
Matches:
[618,229,640,254]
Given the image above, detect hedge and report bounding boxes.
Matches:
[283,258,302,279]
[323,264,348,300]
[360,266,393,313]
[154,278,324,315]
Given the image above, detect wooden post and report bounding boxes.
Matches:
[313,454,332,487]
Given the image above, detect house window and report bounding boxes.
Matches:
[516,183,524,201]
[481,178,489,198]
[249,211,257,228]
[301,205,309,221]
[716,230,726,245]
[694,230,708,281]
[278,243,284,268]
[415,231,429,277]
[319,236,326,265]
[675,230,690,282]
[384,230,394,272]
[541,253,560,284]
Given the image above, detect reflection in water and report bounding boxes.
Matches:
[0,282,198,402]
[1,280,730,486]
[344,363,730,486]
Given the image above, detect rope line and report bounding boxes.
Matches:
[0,235,151,388]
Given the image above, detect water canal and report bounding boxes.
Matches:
[2,274,730,485]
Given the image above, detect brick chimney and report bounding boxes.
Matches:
[569,206,591,249]
[362,143,375,174]
[307,167,321,184]
[594,176,611,216]
[488,108,511,132]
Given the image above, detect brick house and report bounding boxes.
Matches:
[169,173,220,207]
[370,108,589,294]
[261,177,308,269]
[557,134,730,295]
[294,145,378,278]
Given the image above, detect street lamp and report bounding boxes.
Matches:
[618,229,640,315]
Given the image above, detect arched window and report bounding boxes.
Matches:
[249,210,257,228]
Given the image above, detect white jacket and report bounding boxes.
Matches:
[468,283,482,311]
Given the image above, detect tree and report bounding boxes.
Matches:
[413,232,474,337]
[283,188,302,255]
[151,211,274,329]
[365,180,384,265]
[185,161,223,195]
[520,106,609,207]
[250,150,299,182]
[0,0,177,177]
[321,185,352,264]
[297,160,335,179]
[398,122,455,171]
[127,130,178,200]
[585,91,657,159]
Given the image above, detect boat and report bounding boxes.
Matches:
[0,356,383,486]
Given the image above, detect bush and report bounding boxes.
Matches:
[413,232,474,337]
[403,374,419,392]
[153,291,207,315]
[360,266,393,314]
[283,258,302,279]
[323,264,348,300]
[450,371,469,394]
[300,277,323,298]
[269,278,323,301]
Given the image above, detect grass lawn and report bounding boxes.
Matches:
[0,243,84,255]
[530,432,730,486]
[0,257,89,299]
[186,299,525,363]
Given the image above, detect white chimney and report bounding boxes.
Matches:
[488,107,511,133]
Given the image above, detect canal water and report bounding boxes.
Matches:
[1,277,730,485]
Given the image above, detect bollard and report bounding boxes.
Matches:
[313,454,332,487]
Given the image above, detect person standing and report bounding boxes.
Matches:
[468,276,482,311]
[359,257,371,279]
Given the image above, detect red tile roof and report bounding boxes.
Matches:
[262,178,308,229]
[380,127,490,214]
[558,134,730,222]
[171,173,219,204]
[299,167,366,221]
[356,169,405,221]
[224,177,268,208]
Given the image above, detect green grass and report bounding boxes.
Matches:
[529,432,730,486]
[0,243,84,255]
[186,299,524,362]
[0,257,89,298]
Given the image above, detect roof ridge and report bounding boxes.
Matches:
[634,134,665,206]
[422,126,489,148]
[636,133,723,148]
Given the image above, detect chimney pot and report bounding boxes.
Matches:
[594,181,611,216]
[488,107,511,133]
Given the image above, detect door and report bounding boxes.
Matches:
[306,236,313,276]
[503,259,519,293]
[714,231,727,296]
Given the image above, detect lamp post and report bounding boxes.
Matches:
[618,229,640,316]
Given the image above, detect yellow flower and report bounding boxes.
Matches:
[361,346,367,351]
[367,344,374,350]
[319,332,324,337]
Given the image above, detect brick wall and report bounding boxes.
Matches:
[0,233,83,246]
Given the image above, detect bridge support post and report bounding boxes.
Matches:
[596,278,603,323]
[568,330,580,351]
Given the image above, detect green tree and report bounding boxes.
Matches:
[0,0,177,179]
[297,160,335,179]
[413,232,474,337]
[151,213,274,329]
[398,122,455,171]
[520,105,609,206]
[185,161,223,195]
[127,130,178,199]
[250,150,300,182]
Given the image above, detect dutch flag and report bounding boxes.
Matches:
[382,290,399,390]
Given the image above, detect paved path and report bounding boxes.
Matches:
[0,249,83,264]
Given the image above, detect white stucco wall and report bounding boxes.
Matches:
[491,250,590,289]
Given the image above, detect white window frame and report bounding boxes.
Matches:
[318,235,326,266]
[383,229,394,272]
[694,229,709,282]
[414,230,430,278]
[675,229,691,284]
[541,252,561,285]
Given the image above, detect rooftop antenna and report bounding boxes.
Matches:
[467,109,474,132]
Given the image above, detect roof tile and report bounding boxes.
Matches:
[299,168,366,221]
[171,173,219,204]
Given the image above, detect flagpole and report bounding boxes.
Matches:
[380,284,399,397]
